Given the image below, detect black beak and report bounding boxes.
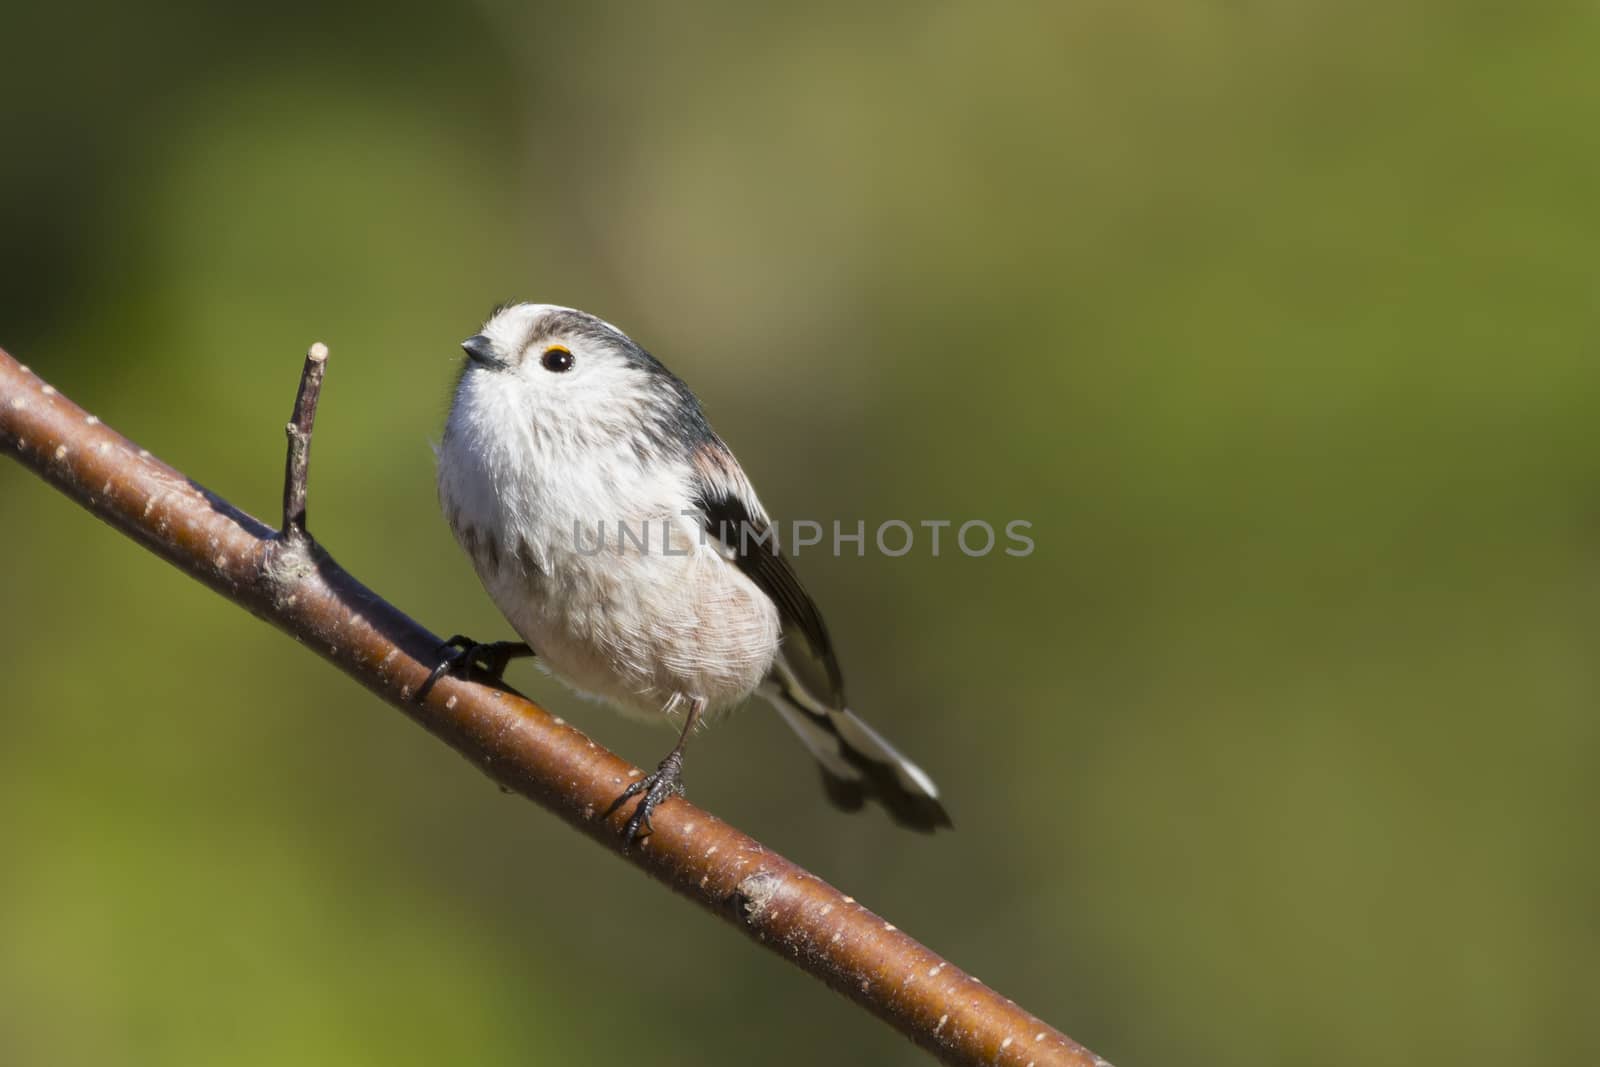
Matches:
[461,334,505,369]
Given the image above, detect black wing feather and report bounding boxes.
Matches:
[696,489,846,707]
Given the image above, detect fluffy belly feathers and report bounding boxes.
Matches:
[472,527,781,721]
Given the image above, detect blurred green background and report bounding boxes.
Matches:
[3,3,1598,1064]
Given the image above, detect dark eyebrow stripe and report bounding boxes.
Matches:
[527,309,627,348]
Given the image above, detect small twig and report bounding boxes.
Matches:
[0,343,1111,1067]
[281,341,329,541]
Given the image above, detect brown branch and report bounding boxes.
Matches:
[0,344,1111,1067]
[281,341,327,541]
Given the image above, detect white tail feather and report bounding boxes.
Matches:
[759,673,950,830]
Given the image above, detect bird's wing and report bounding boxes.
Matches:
[690,440,846,708]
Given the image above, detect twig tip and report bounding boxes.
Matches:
[307,342,329,363]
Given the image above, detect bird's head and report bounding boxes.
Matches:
[455,302,707,456]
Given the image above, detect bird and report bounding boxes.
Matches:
[429,302,950,844]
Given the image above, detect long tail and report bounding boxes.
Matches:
[760,661,952,832]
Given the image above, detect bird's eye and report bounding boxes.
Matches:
[540,346,574,373]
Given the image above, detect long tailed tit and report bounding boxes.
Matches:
[432,303,949,844]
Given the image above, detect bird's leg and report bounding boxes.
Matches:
[415,634,535,701]
[608,695,705,849]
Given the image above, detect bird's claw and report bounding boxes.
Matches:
[415,634,533,702]
[607,751,686,850]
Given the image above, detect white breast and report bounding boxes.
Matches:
[436,370,780,722]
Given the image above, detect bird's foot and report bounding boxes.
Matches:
[415,634,534,701]
[606,750,686,850]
